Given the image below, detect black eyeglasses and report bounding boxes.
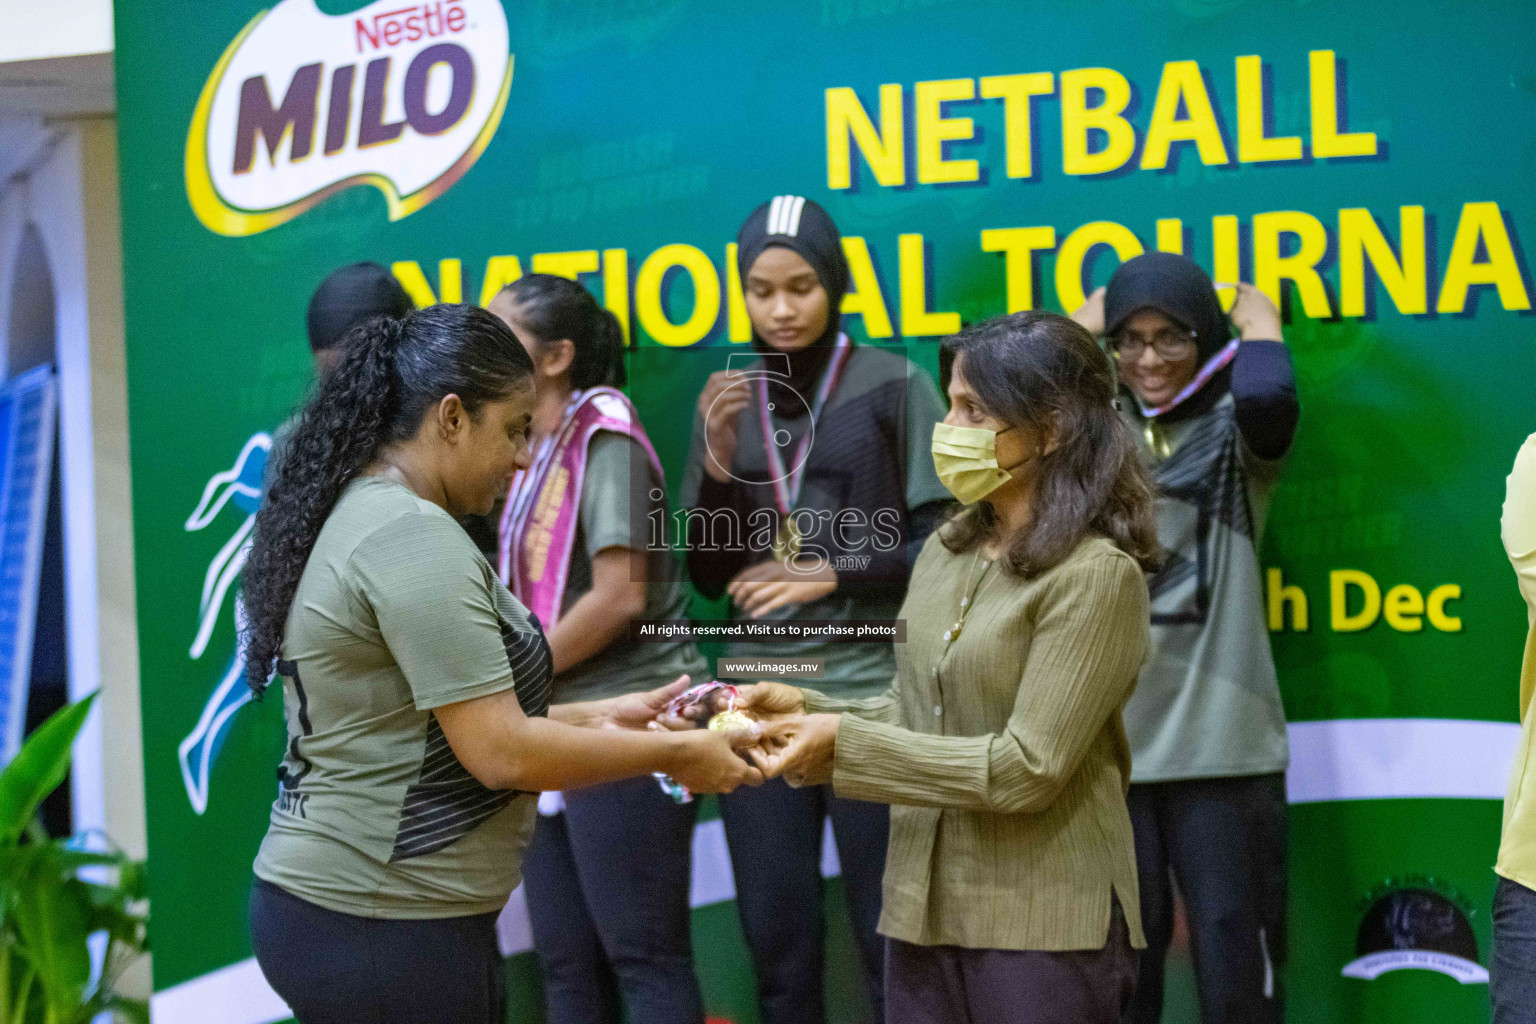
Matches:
[1109,328,1197,361]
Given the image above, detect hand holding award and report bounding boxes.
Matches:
[650,682,767,801]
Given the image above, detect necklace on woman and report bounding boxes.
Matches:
[944,548,997,645]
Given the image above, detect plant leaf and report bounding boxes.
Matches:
[114,861,147,904]
[10,869,89,1021]
[0,697,96,846]
[50,852,125,873]
[6,963,35,1024]
[0,845,43,890]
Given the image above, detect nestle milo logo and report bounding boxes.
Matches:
[353,2,470,51]
[185,0,512,236]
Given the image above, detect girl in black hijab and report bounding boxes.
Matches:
[679,197,950,1024]
[741,194,851,403]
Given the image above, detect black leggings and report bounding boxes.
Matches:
[1125,773,1287,1024]
[716,778,888,1024]
[249,878,504,1024]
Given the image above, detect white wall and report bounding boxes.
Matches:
[0,119,144,865]
[0,0,114,64]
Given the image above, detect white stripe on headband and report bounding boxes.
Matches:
[786,195,806,235]
[766,194,806,236]
[767,196,786,234]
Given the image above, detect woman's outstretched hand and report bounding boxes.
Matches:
[667,729,765,793]
[593,675,694,730]
[731,682,807,725]
[750,713,840,788]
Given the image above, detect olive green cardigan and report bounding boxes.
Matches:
[804,532,1149,951]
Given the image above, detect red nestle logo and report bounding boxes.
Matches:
[355,0,467,52]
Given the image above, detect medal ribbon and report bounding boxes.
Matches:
[1133,338,1241,419]
[498,388,664,623]
[654,681,743,804]
[756,333,854,516]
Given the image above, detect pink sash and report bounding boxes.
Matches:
[497,387,663,629]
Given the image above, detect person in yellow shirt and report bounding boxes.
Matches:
[1495,433,1536,1022]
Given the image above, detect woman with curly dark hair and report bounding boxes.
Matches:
[242,303,761,1024]
[700,311,1159,1024]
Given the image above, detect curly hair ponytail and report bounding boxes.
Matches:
[242,304,534,694]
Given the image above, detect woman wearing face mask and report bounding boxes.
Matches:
[241,305,761,1024]
[1073,254,1299,1024]
[679,195,950,1023]
[705,311,1159,1023]
[487,275,711,1024]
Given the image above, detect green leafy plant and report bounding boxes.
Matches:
[0,695,148,1024]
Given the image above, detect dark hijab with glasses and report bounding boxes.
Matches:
[1098,250,1300,1024]
[1104,251,1232,425]
[1104,252,1298,457]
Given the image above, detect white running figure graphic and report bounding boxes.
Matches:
[177,432,272,815]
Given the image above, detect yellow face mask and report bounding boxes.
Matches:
[931,422,1017,505]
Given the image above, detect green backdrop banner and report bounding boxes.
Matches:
[113,1,1534,1022]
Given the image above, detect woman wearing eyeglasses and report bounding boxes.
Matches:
[1072,253,1299,1024]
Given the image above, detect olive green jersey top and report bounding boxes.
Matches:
[804,533,1149,952]
[253,476,553,919]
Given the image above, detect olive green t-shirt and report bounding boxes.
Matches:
[554,432,707,702]
[253,476,553,919]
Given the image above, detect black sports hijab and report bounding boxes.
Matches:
[735,196,850,415]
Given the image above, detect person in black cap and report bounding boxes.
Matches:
[1073,257,1298,1024]
[679,196,950,1024]
[306,261,415,374]
[266,262,415,487]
